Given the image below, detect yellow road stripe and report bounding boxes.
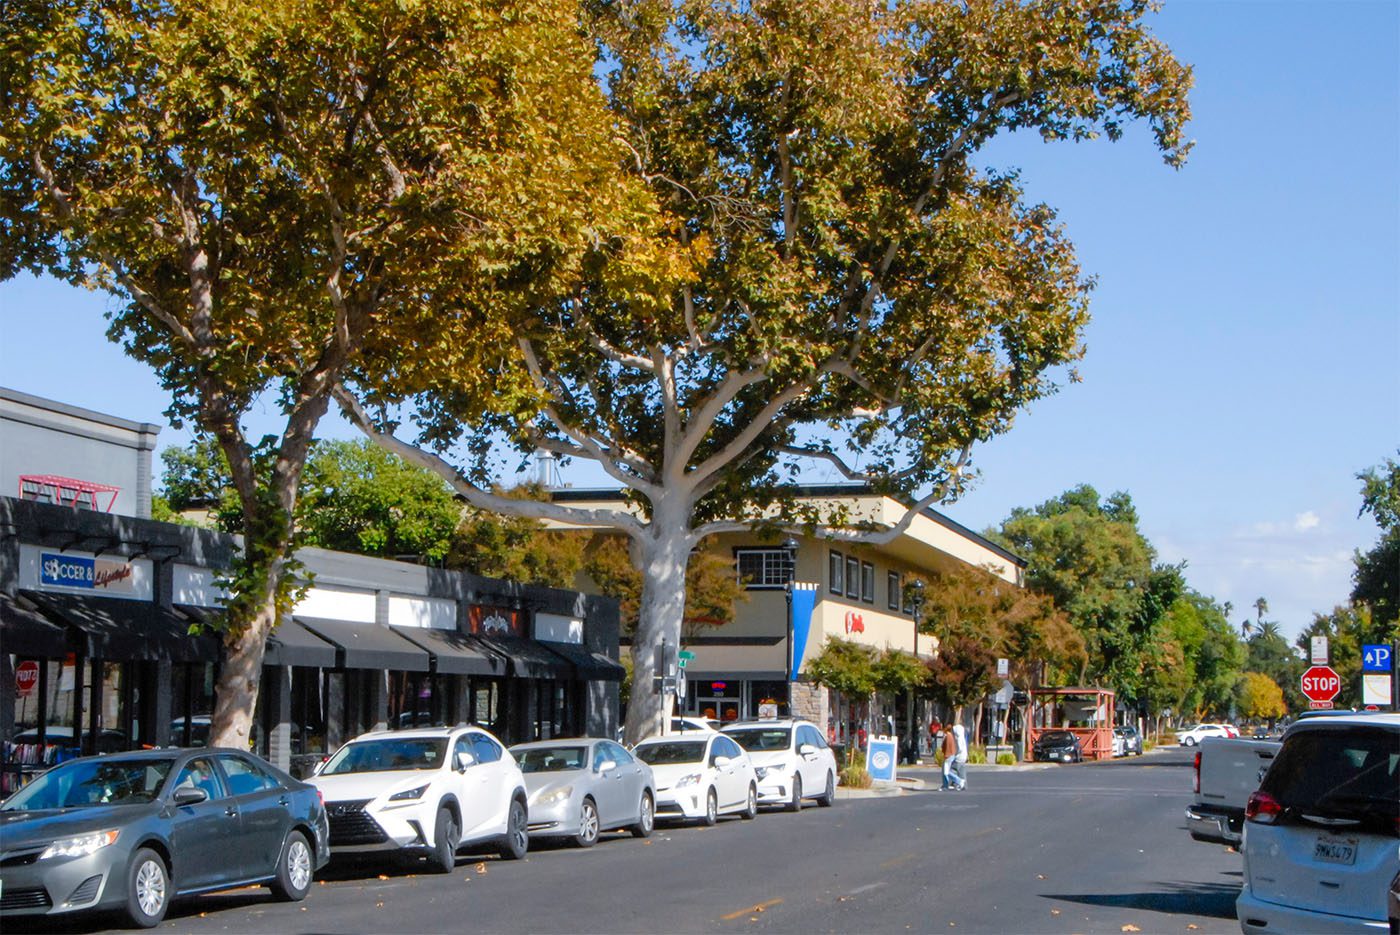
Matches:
[720,898,784,921]
[879,853,917,869]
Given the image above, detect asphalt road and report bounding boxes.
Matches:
[12,746,1244,935]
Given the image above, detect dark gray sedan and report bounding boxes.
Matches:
[0,747,329,927]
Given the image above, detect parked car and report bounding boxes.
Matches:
[308,726,528,871]
[1237,713,1400,934]
[1032,730,1083,763]
[670,716,721,733]
[1176,723,1233,746]
[9,726,129,755]
[1113,725,1143,757]
[721,719,837,810]
[633,733,757,825]
[0,748,328,928]
[509,738,654,847]
[1184,737,1280,848]
[1223,724,1241,738]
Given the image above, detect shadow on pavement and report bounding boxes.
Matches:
[2,888,272,935]
[1043,880,1240,920]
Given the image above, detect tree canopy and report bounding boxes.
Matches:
[2,0,630,745]
[338,0,1193,741]
[1352,452,1399,629]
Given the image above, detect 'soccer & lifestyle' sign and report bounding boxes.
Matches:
[40,551,135,593]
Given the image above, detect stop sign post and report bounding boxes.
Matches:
[1300,665,1341,708]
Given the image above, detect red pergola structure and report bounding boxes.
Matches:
[1027,686,1117,761]
[18,475,121,512]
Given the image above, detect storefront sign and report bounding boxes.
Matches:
[843,611,864,634]
[15,660,40,697]
[40,551,136,593]
[469,605,522,637]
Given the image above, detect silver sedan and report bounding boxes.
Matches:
[508,739,655,847]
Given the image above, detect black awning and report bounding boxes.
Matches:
[295,616,430,672]
[541,641,626,681]
[22,590,220,663]
[179,606,339,669]
[389,627,505,676]
[472,635,573,679]
[1,593,71,657]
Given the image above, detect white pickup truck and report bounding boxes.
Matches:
[1184,736,1280,846]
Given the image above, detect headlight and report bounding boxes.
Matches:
[534,785,573,807]
[388,784,430,801]
[753,767,769,780]
[40,829,119,860]
[675,773,702,788]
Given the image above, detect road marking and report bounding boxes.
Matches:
[879,853,917,869]
[846,882,888,897]
[720,898,783,921]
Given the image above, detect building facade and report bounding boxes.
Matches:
[0,391,623,791]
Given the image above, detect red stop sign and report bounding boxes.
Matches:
[1300,665,1341,703]
[15,660,40,697]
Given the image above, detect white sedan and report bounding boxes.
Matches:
[633,733,757,825]
[721,719,837,810]
[1175,723,1232,746]
[309,726,529,871]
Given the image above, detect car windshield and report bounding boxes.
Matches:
[1258,726,1399,825]
[322,738,447,774]
[1039,731,1075,743]
[724,728,791,752]
[634,741,707,765]
[1,757,175,811]
[514,746,587,773]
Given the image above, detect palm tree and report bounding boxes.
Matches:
[1254,597,1268,625]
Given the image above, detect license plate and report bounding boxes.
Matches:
[1313,834,1357,865]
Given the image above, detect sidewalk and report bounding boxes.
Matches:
[836,744,1173,797]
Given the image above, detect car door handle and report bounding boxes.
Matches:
[224,806,238,818]
[278,796,290,806]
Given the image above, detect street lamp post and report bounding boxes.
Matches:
[783,537,799,714]
[908,579,925,760]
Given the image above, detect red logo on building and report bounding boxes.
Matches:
[844,611,864,634]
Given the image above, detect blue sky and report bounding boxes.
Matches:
[1,1,1396,642]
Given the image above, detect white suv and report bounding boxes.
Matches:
[1176,723,1232,746]
[721,718,837,810]
[633,732,758,825]
[309,726,528,871]
[1238,713,1399,934]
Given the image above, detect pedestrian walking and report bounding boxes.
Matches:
[951,722,969,790]
[940,726,958,790]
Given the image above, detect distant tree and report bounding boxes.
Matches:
[872,649,927,696]
[1238,671,1287,721]
[1247,627,1305,712]
[924,635,998,717]
[1352,453,1400,629]
[990,485,1162,694]
[806,638,880,761]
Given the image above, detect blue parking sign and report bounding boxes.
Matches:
[867,736,899,783]
[1362,644,1392,672]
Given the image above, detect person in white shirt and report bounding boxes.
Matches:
[950,723,969,790]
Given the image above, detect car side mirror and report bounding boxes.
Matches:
[798,743,816,756]
[455,750,475,772]
[173,787,208,806]
[597,760,617,774]
[713,755,731,769]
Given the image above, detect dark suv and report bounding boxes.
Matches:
[1032,730,1083,763]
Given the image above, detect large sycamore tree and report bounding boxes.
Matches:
[339,0,1193,742]
[1,0,627,746]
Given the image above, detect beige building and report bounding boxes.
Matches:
[550,485,1023,744]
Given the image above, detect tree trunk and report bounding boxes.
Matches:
[622,514,693,745]
[209,590,279,749]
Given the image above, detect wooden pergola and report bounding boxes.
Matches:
[1026,687,1117,761]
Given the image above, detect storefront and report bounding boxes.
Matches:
[1,496,623,786]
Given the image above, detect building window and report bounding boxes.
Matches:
[860,562,875,603]
[887,572,901,610]
[735,548,795,589]
[829,551,844,594]
[845,557,860,599]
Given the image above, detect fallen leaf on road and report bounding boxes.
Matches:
[1037,874,1046,880]
[1187,926,1198,931]
[378,874,390,880]
[1051,909,1061,916]
[475,863,488,874]
[838,896,850,903]
[1226,846,1238,854]
[376,902,384,908]
[300,907,307,912]
[1121,926,1141,932]
[199,913,207,918]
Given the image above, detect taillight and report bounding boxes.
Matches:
[1193,751,1201,793]
[1246,791,1283,824]
[316,789,324,805]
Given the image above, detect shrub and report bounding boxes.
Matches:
[967,744,988,765]
[996,752,1016,766]
[840,761,873,789]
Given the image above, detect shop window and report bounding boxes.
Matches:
[860,562,875,603]
[828,550,844,594]
[470,678,503,736]
[887,572,901,610]
[290,667,326,757]
[171,663,215,747]
[734,548,794,589]
[747,680,787,718]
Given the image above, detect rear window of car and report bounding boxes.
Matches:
[1259,726,1399,832]
[634,741,706,765]
[724,728,791,751]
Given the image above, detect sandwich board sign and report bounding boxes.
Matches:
[866,735,898,783]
